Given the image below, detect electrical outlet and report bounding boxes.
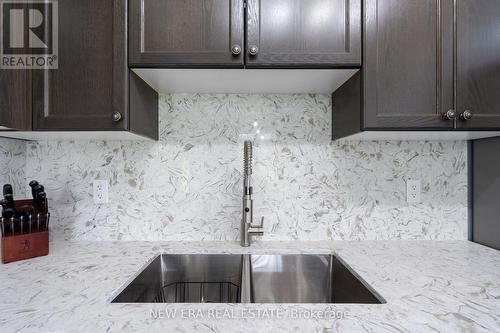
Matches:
[93,180,109,204]
[406,179,421,203]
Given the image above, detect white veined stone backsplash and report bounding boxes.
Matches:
[0,138,26,198]
[4,94,469,241]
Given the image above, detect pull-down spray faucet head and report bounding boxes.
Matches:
[243,140,252,194]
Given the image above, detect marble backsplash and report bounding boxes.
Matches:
[0,138,26,198]
[4,94,468,241]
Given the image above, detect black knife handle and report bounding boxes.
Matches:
[3,184,13,197]
[2,208,15,219]
[16,205,35,218]
[0,199,8,210]
[2,184,14,209]
[32,184,44,195]
[29,180,39,199]
[31,184,45,208]
[37,192,47,210]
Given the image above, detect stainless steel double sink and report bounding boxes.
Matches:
[112,254,384,304]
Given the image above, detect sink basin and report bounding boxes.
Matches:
[112,254,243,303]
[250,255,383,303]
[112,254,384,304]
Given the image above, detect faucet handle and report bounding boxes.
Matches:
[256,216,264,228]
[248,216,264,236]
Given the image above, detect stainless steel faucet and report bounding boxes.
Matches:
[240,140,264,247]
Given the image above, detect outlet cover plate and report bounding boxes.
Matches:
[93,180,109,204]
[406,179,421,203]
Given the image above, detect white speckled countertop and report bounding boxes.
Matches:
[0,240,499,333]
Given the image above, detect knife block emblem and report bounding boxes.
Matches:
[21,239,31,251]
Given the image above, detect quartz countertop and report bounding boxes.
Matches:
[0,240,499,332]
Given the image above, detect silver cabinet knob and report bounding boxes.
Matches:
[231,44,241,55]
[112,111,122,122]
[443,110,456,120]
[249,45,259,56]
[461,110,473,120]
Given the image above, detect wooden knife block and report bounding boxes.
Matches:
[1,199,49,264]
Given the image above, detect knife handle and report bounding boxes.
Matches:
[1,207,14,219]
[3,184,12,197]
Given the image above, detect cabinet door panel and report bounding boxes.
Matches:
[456,0,500,129]
[246,0,361,67]
[129,0,244,67]
[33,0,127,130]
[0,70,31,130]
[363,0,454,129]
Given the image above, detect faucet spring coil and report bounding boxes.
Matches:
[243,140,253,176]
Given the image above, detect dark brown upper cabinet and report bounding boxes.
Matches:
[362,0,454,130]
[332,0,500,140]
[128,0,245,68]
[33,0,128,131]
[0,70,31,131]
[0,0,158,140]
[0,2,31,131]
[246,0,361,68]
[128,0,360,69]
[456,0,500,129]
[37,0,158,139]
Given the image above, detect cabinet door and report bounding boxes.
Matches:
[0,70,31,130]
[129,0,244,67]
[363,0,454,129]
[33,0,127,130]
[246,0,361,68]
[456,0,500,129]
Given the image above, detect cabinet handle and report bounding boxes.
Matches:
[442,110,456,120]
[231,44,241,56]
[460,110,473,120]
[249,45,259,56]
[112,112,122,122]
